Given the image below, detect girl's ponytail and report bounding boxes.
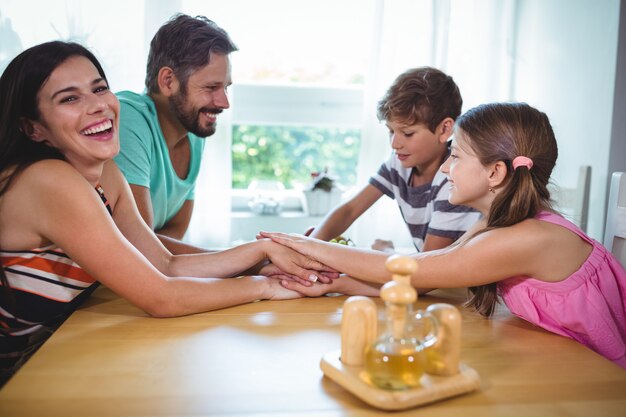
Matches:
[456,103,557,316]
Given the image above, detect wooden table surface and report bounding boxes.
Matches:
[1,286,625,417]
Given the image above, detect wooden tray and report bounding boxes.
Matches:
[320,350,481,411]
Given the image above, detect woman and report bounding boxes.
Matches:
[261,103,626,368]
[0,41,335,383]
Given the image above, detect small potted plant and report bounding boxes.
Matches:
[303,168,342,216]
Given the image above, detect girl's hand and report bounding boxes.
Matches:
[258,262,340,287]
[257,231,325,259]
[261,240,338,286]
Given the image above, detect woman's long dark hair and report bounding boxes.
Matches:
[0,41,109,313]
[456,103,558,316]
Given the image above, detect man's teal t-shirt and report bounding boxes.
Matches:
[114,91,206,231]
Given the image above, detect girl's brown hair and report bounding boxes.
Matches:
[456,102,558,316]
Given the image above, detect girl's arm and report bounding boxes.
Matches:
[259,222,548,289]
[20,161,300,317]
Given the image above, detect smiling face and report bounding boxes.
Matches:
[27,55,120,174]
[386,118,449,171]
[169,52,232,138]
[440,129,494,213]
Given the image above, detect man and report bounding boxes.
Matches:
[114,14,237,253]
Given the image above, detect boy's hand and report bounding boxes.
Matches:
[371,238,395,252]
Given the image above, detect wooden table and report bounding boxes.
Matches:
[1,286,625,417]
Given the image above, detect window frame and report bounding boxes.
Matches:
[230,83,364,212]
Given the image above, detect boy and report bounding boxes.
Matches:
[309,67,480,252]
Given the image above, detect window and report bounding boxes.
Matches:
[232,125,361,190]
[180,0,376,213]
[230,82,364,187]
[228,83,365,213]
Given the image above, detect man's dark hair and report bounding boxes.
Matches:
[145,14,238,93]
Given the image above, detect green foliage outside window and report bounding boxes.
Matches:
[232,125,361,189]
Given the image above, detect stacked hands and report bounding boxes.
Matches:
[255,232,381,299]
[255,234,338,287]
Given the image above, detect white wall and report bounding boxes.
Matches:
[608,0,626,186]
[512,0,620,240]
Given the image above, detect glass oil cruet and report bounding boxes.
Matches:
[364,255,438,390]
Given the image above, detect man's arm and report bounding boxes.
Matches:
[157,234,215,254]
[157,199,193,240]
[128,184,209,254]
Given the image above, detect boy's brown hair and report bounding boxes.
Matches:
[376,67,462,132]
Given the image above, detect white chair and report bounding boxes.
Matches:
[549,166,592,232]
[603,172,626,267]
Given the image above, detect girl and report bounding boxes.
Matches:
[0,41,335,384]
[260,102,626,369]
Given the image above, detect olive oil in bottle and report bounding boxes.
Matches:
[364,255,438,390]
[365,343,425,390]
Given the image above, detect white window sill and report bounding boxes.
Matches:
[231,210,326,219]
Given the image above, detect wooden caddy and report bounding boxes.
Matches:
[320,350,480,411]
[320,255,481,410]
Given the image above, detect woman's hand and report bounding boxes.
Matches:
[256,276,303,301]
[279,274,382,298]
[257,262,314,286]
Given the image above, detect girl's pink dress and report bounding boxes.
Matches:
[498,211,626,369]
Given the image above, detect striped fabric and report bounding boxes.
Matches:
[369,150,481,251]
[2,246,96,316]
[0,246,99,385]
[0,186,108,385]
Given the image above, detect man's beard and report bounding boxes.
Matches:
[169,88,221,138]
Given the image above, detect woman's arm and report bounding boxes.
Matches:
[16,161,300,317]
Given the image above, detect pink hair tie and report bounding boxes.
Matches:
[512,156,533,171]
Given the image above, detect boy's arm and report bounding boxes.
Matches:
[422,234,456,252]
[309,184,383,241]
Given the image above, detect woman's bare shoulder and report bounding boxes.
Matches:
[0,160,89,250]
[1,160,85,199]
[20,159,83,184]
